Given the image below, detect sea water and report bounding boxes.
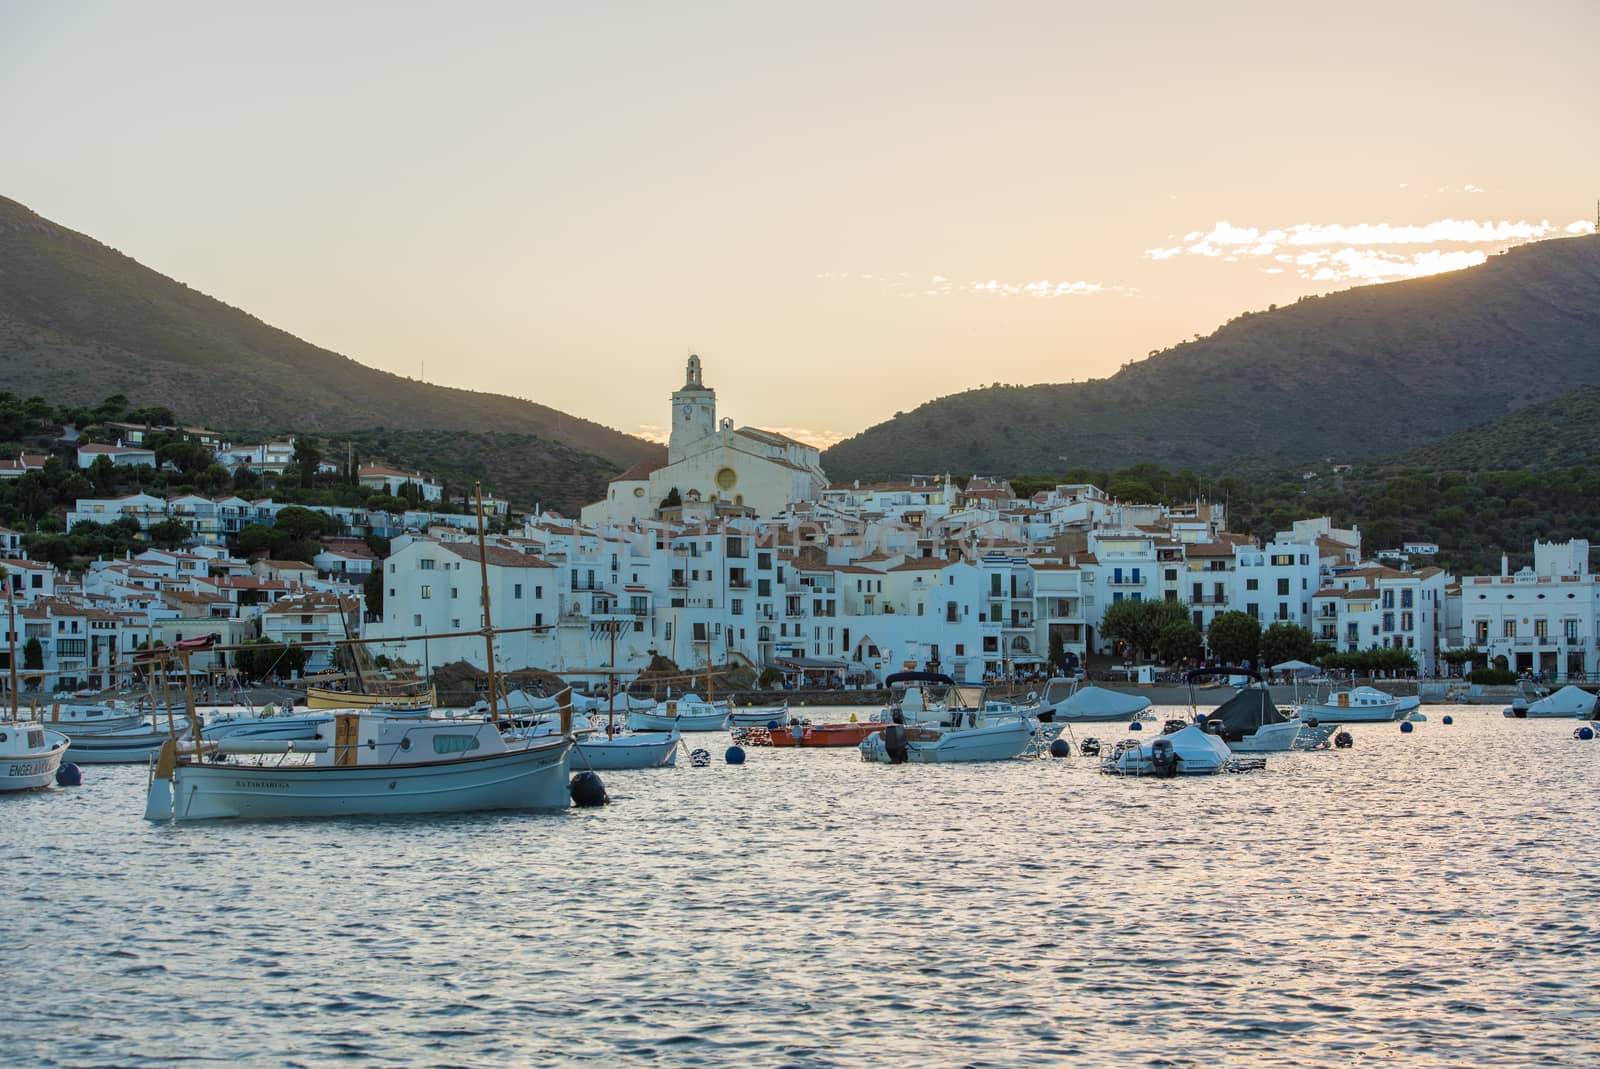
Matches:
[3,706,1597,1067]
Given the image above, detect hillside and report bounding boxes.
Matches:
[822,234,1600,480]
[1385,384,1600,472]
[0,195,663,482]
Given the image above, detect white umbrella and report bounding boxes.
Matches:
[1271,659,1319,672]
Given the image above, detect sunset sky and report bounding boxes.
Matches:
[3,2,1596,448]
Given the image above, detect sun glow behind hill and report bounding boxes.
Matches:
[1147,217,1596,282]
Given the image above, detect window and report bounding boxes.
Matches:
[1401,589,1414,609]
[450,587,458,599]
[731,598,744,616]
[1503,619,1516,638]
[1165,569,1177,581]
[535,586,542,599]
[420,559,435,570]
[389,588,396,599]
[413,614,422,627]
[420,585,432,599]
[451,618,460,629]
[432,734,481,754]
[1382,612,1394,632]
[514,584,523,599]
[1277,578,1289,596]
[1271,554,1293,566]
[1246,602,1259,619]
[1246,578,1258,591]
[1475,620,1488,644]
[1401,612,1414,631]
[1534,618,1548,640]
[1277,603,1289,621]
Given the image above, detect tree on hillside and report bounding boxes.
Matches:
[88,454,117,494]
[148,518,192,549]
[363,568,384,621]
[1260,622,1315,668]
[273,505,332,542]
[293,437,322,489]
[1207,611,1261,665]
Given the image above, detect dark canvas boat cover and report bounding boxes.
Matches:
[1207,687,1290,742]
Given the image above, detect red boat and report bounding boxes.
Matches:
[767,721,885,748]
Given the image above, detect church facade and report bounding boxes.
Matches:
[581,356,829,527]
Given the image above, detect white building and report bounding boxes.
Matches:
[582,356,828,527]
[1461,540,1596,680]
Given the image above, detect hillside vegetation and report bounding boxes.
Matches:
[0,195,661,482]
[1011,385,1600,575]
[824,234,1600,480]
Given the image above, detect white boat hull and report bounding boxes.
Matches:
[1224,719,1304,753]
[160,736,573,821]
[203,714,331,742]
[571,732,679,770]
[627,709,728,732]
[860,719,1034,764]
[1,731,70,791]
[1106,724,1231,775]
[728,705,789,728]
[59,726,182,764]
[1042,684,1152,723]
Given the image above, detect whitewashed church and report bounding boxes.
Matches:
[580,355,829,526]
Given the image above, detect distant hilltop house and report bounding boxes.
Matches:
[215,440,297,475]
[357,465,443,502]
[76,442,157,469]
[1329,462,1354,474]
[581,354,828,527]
[102,420,224,450]
[0,453,49,479]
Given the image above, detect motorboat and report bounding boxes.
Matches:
[40,701,146,735]
[1300,685,1401,723]
[1101,723,1233,776]
[729,701,790,728]
[1189,667,1310,752]
[55,717,193,764]
[770,719,885,748]
[1035,676,1151,722]
[203,704,332,743]
[627,693,730,732]
[859,672,1034,764]
[0,718,71,791]
[1504,684,1597,719]
[146,711,575,821]
[305,682,434,712]
[571,724,679,770]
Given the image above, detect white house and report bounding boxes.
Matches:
[76,443,157,469]
[1461,540,1596,680]
[358,465,444,503]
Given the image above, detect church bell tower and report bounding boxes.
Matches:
[669,354,717,463]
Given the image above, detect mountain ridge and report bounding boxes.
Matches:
[822,235,1600,480]
[0,195,662,473]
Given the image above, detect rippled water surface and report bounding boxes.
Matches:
[4,706,1599,1068]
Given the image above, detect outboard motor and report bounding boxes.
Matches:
[1202,717,1226,736]
[1149,737,1180,778]
[1162,719,1188,736]
[883,723,909,764]
[1333,730,1354,749]
[1078,736,1101,757]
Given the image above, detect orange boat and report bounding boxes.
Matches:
[767,721,885,748]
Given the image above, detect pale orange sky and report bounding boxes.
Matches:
[3,2,1596,448]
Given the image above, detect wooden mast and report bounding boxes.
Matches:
[473,483,500,729]
[6,575,17,723]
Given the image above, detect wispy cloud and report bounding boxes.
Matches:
[1146,217,1594,282]
[818,271,1135,299]
[635,424,668,444]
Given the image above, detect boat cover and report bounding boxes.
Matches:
[1206,687,1290,742]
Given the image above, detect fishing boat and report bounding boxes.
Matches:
[1504,684,1597,719]
[0,718,70,791]
[1189,667,1312,752]
[304,684,434,711]
[146,711,574,821]
[1301,685,1401,723]
[202,704,331,743]
[41,701,146,735]
[1101,723,1234,776]
[627,693,731,732]
[1,589,71,791]
[859,673,1034,764]
[1035,676,1151,722]
[55,717,191,764]
[146,485,589,821]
